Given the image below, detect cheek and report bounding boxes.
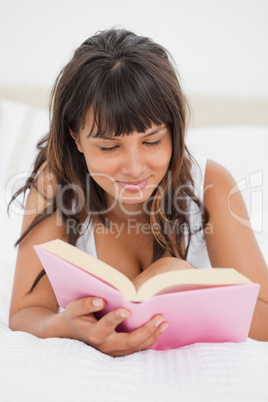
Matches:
[83,152,120,175]
[152,145,172,171]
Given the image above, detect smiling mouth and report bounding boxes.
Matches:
[117,177,149,191]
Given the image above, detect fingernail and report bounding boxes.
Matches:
[160,323,169,333]
[154,317,164,327]
[119,310,130,318]
[92,298,103,307]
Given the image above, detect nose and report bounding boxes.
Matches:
[120,146,146,178]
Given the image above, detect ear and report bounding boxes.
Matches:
[69,129,83,153]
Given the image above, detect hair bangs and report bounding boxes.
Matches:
[88,61,172,138]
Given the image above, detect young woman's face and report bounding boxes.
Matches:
[72,111,172,210]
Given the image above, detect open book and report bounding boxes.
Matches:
[34,239,260,350]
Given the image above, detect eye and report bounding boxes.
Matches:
[99,146,119,152]
[144,140,161,146]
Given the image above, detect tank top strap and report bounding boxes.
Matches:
[186,154,211,268]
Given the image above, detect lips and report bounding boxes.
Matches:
[117,177,149,192]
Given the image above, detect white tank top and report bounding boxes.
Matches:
[76,154,211,268]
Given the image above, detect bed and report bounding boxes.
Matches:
[0,86,268,401]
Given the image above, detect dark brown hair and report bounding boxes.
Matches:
[10,28,209,291]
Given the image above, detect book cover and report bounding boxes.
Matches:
[34,240,260,350]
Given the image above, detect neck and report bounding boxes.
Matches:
[105,194,148,224]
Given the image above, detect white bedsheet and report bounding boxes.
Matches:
[0,322,268,402]
[0,99,268,401]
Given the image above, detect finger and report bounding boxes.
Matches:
[110,322,169,357]
[65,297,105,318]
[99,314,168,356]
[119,315,166,349]
[132,321,169,353]
[89,308,131,344]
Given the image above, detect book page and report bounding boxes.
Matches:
[38,240,253,303]
[136,268,252,301]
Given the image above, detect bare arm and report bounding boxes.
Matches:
[204,159,268,341]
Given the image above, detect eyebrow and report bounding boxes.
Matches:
[90,125,167,141]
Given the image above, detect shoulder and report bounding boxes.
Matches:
[20,162,67,244]
[22,162,59,227]
[25,162,58,215]
[203,159,242,212]
[34,162,57,198]
[204,159,236,189]
[203,158,250,241]
[203,159,252,241]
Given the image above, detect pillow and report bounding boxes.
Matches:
[187,125,268,182]
[0,99,49,191]
[187,125,268,242]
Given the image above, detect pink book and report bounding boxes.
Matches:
[34,239,260,350]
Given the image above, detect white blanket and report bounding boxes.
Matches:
[1,323,268,402]
[0,99,268,401]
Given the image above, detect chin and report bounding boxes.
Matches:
[118,190,154,205]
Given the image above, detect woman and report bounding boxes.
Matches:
[9,29,268,356]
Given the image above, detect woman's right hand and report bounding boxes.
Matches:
[62,297,168,357]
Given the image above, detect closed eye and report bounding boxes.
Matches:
[99,146,119,151]
[144,140,161,146]
[99,139,162,152]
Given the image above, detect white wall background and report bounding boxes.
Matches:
[0,0,268,97]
